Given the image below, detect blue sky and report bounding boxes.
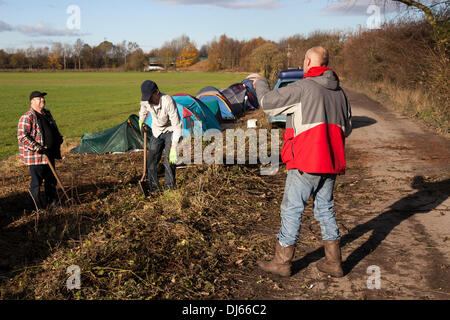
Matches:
[0,0,410,51]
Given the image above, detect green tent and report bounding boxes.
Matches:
[71,114,147,154]
[202,100,222,123]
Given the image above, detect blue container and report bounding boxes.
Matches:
[278,68,304,80]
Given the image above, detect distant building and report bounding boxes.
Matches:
[144,57,165,71]
[144,65,165,71]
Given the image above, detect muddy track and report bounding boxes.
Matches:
[233,88,450,300]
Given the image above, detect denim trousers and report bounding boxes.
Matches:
[147,131,176,190]
[277,169,340,247]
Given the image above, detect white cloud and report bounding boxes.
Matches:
[16,23,82,36]
[322,0,406,16]
[0,20,13,31]
[151,0,283,10]
[0,20,87,37]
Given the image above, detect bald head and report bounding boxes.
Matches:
[303,46,329,73]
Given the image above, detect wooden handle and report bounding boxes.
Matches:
[44,154,70,202]
[140,130,147,181]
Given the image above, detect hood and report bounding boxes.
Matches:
[308,70,340,90]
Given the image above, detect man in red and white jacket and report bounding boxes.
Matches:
[255,46,352,278]
[18,91,63,210]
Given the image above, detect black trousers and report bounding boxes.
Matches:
[147,131,176,191]
[29,159,58,209]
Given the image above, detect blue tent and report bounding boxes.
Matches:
[172,94,222,133]
[144,102,201,137]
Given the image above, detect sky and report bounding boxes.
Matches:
[0,0,412,51]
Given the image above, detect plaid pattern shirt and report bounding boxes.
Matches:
[17,108,48,165]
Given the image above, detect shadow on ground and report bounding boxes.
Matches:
[351,116,377,129]
[291,176,450,275]
[0,181,120,286]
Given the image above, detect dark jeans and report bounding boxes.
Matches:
[147,131,176,191]
[29,159,58,209]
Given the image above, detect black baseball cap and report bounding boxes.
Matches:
[29,91,47,101]
[141,80,158,101]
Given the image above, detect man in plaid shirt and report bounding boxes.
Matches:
[17,91,63,210]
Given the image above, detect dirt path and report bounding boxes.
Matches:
[241,88,450,300]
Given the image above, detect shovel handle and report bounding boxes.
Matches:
[140,130,147,182]
[44,154,70,202]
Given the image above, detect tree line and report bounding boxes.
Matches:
[0,0,447,88]
[0,39,148,71]
[0,33,336,84]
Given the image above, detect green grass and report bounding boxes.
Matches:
[0,71,247,160]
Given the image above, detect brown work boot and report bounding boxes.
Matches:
[317,240,344,277]
[257,240,295,277]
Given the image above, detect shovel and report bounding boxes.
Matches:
[44,154,71,203]
[139,130,149,196]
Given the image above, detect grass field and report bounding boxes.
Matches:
[0,71,248,160]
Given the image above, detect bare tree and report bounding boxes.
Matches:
[26,46,36,70]
[390,0,449,51]
[63,43,73,70]
[327,0,448,51]
[169,35,191,58]
[73,39,83,70]
[116,40,128,65]
[127,42,139,53]
[327,0,447,25]
[390,0,447,26]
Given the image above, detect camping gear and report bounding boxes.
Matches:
[247,119,257,128]
[196,86,239,120]
[172,94,222,133]
[201,100,223,123]
[44,154,70,203]
[219,87,245,115]
[138,129,149,196]
[71,115,146,154]
[241,76,259,102]
[229,83,259,110]
[143,101,207,137]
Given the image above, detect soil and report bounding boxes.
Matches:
[0,88,448,300]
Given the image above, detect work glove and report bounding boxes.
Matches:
[169,147,177,164]
[142,123,150,133]
[37,146,49,155]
